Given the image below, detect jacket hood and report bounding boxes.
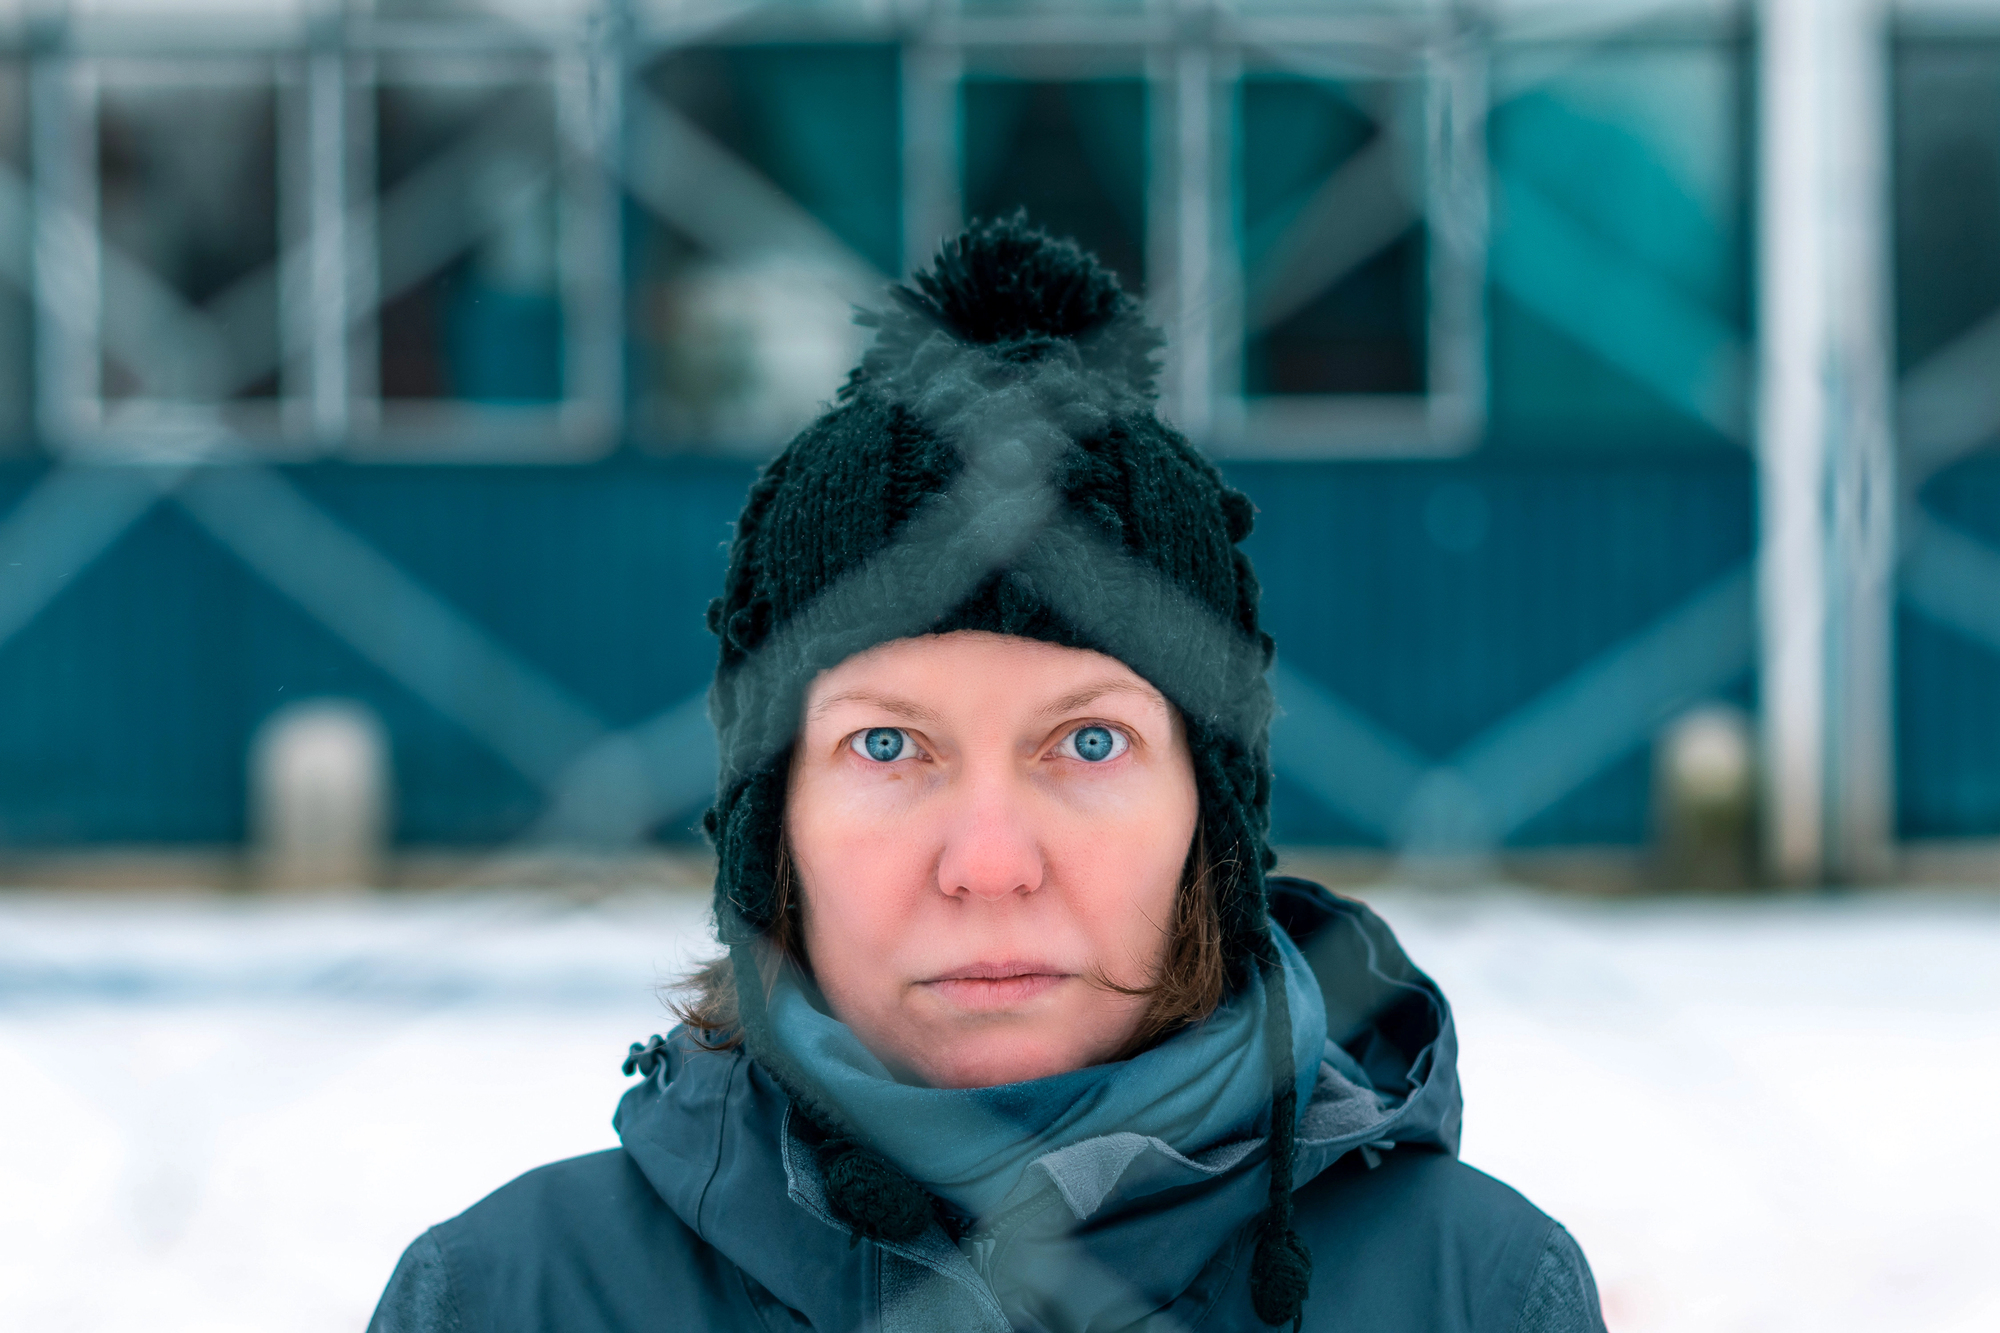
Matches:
[613,877,1463,1331]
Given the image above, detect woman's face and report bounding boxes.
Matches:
[786,631,1199,1089]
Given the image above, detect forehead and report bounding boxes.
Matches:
[804,631,1170,719]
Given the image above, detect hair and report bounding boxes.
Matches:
[670,824,1228,1059]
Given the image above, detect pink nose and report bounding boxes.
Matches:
[935,779,1044,902]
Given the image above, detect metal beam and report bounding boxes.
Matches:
[1757,0,1897,883]
[1899,305,2000,487]
[30,47,97,442]
[1901,511,2000,663]
[0,466,182,654]
[1452,563,1756,840]
[1489,168,1749,444]
[1426,26,1489,445]
[1166,37,1216,438]
[1243,131,1418,338]
[1269,563,1756,853]
[900,34,961,280]
[556,30,625,445]
[175,467,607,789]
[306,33,351,442]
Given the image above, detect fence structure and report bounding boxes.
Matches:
[0,0,1993,882]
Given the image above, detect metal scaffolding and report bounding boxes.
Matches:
[0,0,1996,880]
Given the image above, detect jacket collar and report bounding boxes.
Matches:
[615,878,1463,1330]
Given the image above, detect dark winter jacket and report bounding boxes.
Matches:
[369,879,1604,1332]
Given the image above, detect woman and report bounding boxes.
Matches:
[370,216,1604,1332]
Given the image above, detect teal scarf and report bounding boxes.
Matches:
[766,928,1329,1221]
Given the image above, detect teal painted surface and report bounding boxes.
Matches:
[1893,41,2000,840]
[1486,41,1753,450]
[1894,37,2000,374]
[0,34,1831,851]
[961,77,1148,295]
[1899,457,2000,839]
[0,460,749,846]
[1232,452,1755,847]
[646,44,904,275]
[19,30,2000,854]
[1237,74,1427,397]
[0,452,1755,849]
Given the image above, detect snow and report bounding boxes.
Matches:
[2,882,1996,1332]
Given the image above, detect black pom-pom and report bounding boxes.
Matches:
[855,211,1164,398]
[1250,1222,1312,1328]
[908,212,1129,346]
[818,1137,933,1243]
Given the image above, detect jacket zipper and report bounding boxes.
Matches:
[959,1192,1058,1283]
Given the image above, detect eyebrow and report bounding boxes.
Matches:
[808,689,945,728]
[1037,679,1165,720]
[810,679,1163,727]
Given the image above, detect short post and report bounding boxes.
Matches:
[249,699,391,889]
[1655,705,1758,890]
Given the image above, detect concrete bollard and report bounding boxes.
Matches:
[249,699,391,890]
[1654,703,1757,890]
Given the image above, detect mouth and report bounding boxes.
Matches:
[919,962,1071,1011]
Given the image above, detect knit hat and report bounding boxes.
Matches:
[696,214,1310,1327]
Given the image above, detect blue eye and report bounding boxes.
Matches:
[852,727,907,762]
[1065,725,1125,763]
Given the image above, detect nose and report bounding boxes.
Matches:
[935,771,1044,902]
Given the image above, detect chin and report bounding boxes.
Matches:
[918,1035,1107,1090]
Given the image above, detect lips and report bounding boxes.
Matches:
[919,962,1070,1011]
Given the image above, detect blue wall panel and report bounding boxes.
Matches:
[1900,455,2000,840]
[0,460,752,847]
[1230,451,1755,846]
[1896,605,2000,839]
[0,451,1755,850]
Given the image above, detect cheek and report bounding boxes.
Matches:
[1047,772,1197,965]
[788,774,939,990]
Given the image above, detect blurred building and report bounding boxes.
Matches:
[0,0,1992,884]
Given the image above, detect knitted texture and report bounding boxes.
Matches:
[816,1136,935,1243]
[705,215,1276,965]
[699,214,1303,1321]
[1252,1219,1314,1329]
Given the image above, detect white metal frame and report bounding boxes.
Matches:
[903,1,1490,456]
[1206,26,1488,457]
[12,8,620,461]
[0,0,1979,881]
[1758,0,1897,883]
[0,0,1747,468]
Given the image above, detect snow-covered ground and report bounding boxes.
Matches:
[2,881,1996,1332]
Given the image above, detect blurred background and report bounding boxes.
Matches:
[0,0,1997,1329]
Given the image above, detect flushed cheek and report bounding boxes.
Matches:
[791,778,940,901]
[805,863,929,961]
[805,917,909,1041]
[797,855,941,1015]
[1043,823,1182,917]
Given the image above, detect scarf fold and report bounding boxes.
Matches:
[765,926,1329,1222]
